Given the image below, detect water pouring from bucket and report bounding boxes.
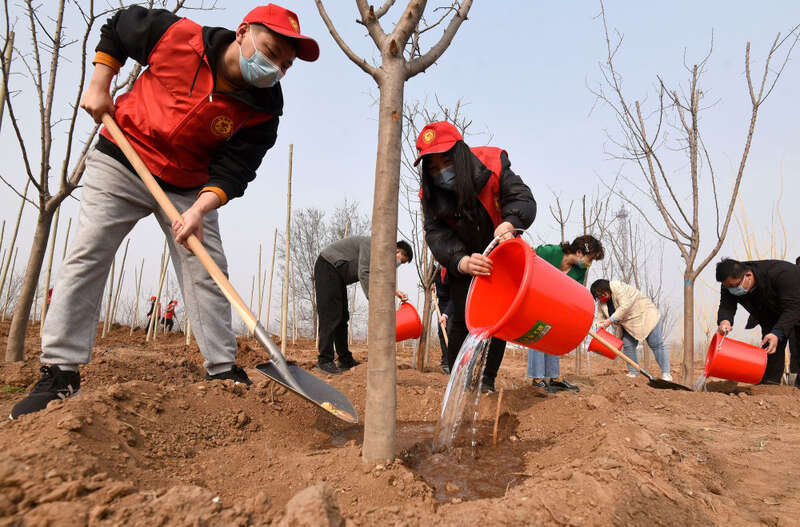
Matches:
[434,237,598,450]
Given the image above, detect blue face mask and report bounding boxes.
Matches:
[433,166,456,191]
[239,28,283,88]
[576,257,591,270]
[727,285,747,296]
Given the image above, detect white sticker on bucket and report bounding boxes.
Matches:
[515,320,552,345]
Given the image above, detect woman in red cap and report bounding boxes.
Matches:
[415,121,537,392]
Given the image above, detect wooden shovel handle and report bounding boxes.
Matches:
[588,329,653,379]
[430,285,448,347]
[101,114,257,331]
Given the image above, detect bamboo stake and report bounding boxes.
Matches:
[255,243,263,333]
[130,259,144,335]
[292,258,297,344]
[0,221,6,270]
[265,228,277,333]
[185,318,192,346]
[0,179,30,303]
[32,283,39,322]
[2,247,18,320]
[0,31,14,129]
[110,239,130,326]
[493,388,504,447]
[280,144,293,355]
[39,207,60,333]
[147,240,168,341]
[102,258,116,338]
[248,275,255,313]
[61,217,72,260]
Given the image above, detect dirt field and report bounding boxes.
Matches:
[1,320,799,526]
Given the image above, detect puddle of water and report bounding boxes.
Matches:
[407,421,528,502]
[433,331,491,452]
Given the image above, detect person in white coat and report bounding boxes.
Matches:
[590,279,673,381]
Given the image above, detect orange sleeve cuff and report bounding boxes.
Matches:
[92,52,122,74]
[199,187,228,206]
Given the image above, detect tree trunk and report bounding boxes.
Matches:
[415,286,433,371]
[265,228,277,334]
[363,72,404,464]
[6,210,54,361]
[681,276,695,385]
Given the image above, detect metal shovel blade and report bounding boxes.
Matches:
[255,362,358,424]
[647,378,693,391]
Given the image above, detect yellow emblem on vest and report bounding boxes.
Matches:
[422,129,435,144]
[211,115,234,138]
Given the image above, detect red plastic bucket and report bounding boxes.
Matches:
[704,333,767,384]
[465,238,595,355]
[588,328,621,360]
[396,302,422,342]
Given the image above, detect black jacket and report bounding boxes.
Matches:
[433,266,454,318]
[423,150,536,274]
[717,259,800,338]
[95,6,282,201]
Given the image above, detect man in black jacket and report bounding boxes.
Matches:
[314,237,413,375]
[715,258,800,385]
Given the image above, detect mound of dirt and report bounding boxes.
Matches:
[1,321,799,525]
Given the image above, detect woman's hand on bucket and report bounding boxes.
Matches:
[717,320,732,336]
[761,333,779,354]
[458,253,493,276]
[494,221,516,242]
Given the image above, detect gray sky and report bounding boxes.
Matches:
[1,1,798,343]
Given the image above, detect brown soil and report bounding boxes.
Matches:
[1,320,799,526]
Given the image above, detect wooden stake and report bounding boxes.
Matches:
[280,144,293,355]
[248,275,255,314]
[102,257,116,338]
[185,318,192,346]
[0,179,30,303]
[0,221,6,272]
[147,240,168,342]
[0,31,14,128]
[1,247,17,320]
[292,258,297,344]
[130,259,144,336]
[61,217,72,260]
[255,243,263,335]
[110,238,130,326]
[265,227,277,334]
[493,388,504,447]
[39,207,60,333]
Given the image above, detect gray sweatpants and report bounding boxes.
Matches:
[41,149,237,375]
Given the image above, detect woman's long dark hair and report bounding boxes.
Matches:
[420,141,482,223]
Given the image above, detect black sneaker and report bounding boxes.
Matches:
[531,378,548,389]
[205,365,252,386]
[10,365,81,420]
[549,377,580,392]
[336,356,361,370]
[317,361,342,375]
[480,377,496,394]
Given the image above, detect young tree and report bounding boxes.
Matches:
[591,1,799,384]
[315,0,473,463]
[1,0,208,362]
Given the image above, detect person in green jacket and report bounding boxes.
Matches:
[526,235,605,393]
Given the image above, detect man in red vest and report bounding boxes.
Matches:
[161,300,178,332]
[12,4,319,419]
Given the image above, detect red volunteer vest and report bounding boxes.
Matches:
[417,146,505,227]
[100,19,274,187]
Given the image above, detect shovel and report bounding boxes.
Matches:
[101,114,358,423]
[587,329,692,391]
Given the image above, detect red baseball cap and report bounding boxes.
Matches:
[243,4,319,62]
[413,121,463,166]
